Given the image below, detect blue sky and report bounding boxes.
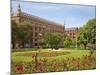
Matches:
[12,1,96,28]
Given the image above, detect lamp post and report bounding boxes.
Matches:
[35,33,42,72]
[35,51,38,72]
[38,33,42,49]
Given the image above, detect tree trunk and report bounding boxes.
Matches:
[15,42,20,49]
[83,44,87,49]
[22,42,25,48]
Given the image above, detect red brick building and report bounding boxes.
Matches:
[65,27,78,39]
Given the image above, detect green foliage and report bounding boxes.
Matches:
[64,37,72,48]
[44,32,63,49]
[12,20,19,48]
[11,20,33,48]
[64,37,76,48]
[18,21,33,46]
[78,18,96,49]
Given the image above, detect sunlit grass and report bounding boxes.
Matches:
[12,48,96,62]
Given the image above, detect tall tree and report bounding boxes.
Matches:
[11,20,33,48]
[17,21,33,48]
[12,20,19,48]
[78,18,96,49]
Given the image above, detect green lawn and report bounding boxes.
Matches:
[11,48,96,74]
[11,48,96,62]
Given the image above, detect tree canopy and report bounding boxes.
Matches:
[43,32,63,49]
[12,20,33,48]
[78,18,96,49]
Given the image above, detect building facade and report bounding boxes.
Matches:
[11,4,65,48]
[65,27,78,39]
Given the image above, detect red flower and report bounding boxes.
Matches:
[16,65,24,73]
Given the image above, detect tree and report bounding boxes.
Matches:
[44,32,63,49]
[18,21,33,48]
[12,20,19,48]
[78,18,96,49]
[64,37,72,48]
[64,36,76,48]
[11,20,33,48]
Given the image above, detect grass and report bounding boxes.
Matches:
[11,48,96,74]
[11,48,96,62]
